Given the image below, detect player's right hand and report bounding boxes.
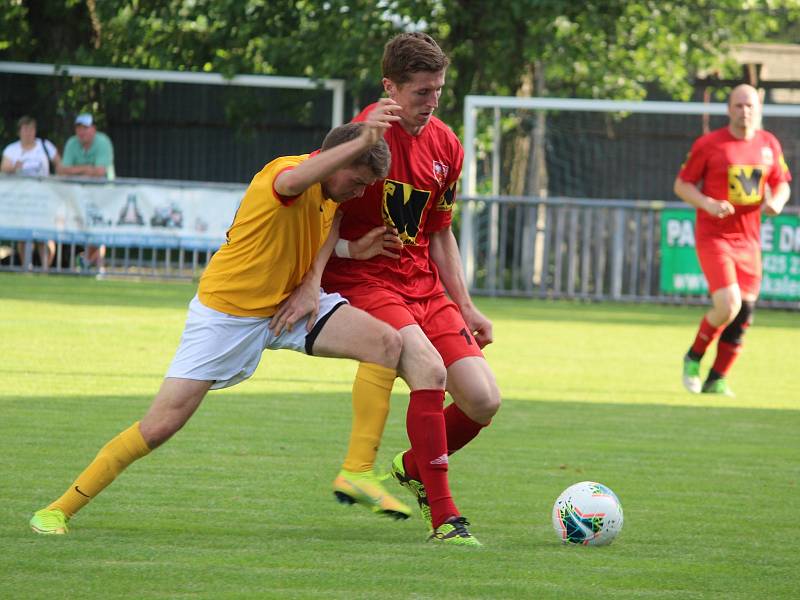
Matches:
[360,98,402,145]
[704,198,735,219]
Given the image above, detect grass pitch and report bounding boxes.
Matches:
[1,273,798,599]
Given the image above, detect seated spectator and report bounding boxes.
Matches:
[2,115,61,269]
[58,113,116,271]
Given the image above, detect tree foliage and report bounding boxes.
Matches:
[1,0,799,129]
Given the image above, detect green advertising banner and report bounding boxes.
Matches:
[660,209,800,301]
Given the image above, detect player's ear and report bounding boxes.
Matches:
[382,77,395,98]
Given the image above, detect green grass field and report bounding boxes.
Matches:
[1,273,798,599]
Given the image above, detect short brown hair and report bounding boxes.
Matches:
[321,122,391,179]
[17,115,36,130]
[382,32,449,84]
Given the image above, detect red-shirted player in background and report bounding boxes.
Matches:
[323,32,500,546]
[675,84,792,397]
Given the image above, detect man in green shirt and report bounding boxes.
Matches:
[58,113,116,270]
[59,113,115,179]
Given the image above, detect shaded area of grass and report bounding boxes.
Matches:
[2,392,798,599]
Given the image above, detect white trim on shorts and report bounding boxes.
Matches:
[166,292,347,390]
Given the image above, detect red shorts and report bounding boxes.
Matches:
[339,286,484,367]
[696,236,761,296]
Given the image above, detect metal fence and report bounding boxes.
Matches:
[3,189,798,310]
[458,195,800,309]
[0,235,218,280]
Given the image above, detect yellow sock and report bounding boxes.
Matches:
[342,363,395,473]
[49,421,151,517]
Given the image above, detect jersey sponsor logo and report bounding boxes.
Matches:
[727,164,765,205]
[382,179,431,245]
[436,180,456,212]
[761,147,774,166]
[432,160,449,187]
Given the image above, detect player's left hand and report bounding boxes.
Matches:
[349,226,403,260]
[462,305,493,349]
[271,278,320,336]
[763,199,783,216]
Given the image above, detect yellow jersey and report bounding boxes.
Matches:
[198,154,338,317]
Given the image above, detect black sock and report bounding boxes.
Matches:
[686,349,703,362]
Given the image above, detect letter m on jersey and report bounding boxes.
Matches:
[382,179,431,244]
[728,165,764,205]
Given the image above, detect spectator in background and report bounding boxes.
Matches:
[2,115,61,269]
[58,113,115,179]
[58,113,116,270]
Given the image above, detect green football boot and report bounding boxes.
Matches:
[30,508,69,535]
[332,469,412,520]
[391,451,432,530]
[682,355,702,394]
[701,377,735,397]
[428,516,482,547]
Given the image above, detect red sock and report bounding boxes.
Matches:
[405,389,457,529]
[711,340,741,377]
[690,317,724,358]
[444,403,487,455]
[403,403,489,480]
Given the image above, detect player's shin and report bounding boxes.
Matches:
[444,402,489,455]
[341,363,395,472]
[48,421,151,517]
[709,300,753,380]
[406,389,458,529]
[688,316,724,360]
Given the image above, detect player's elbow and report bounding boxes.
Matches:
[273,171,303,198]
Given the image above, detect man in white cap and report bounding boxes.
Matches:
[59,113,115,179]
[58,113,116,270]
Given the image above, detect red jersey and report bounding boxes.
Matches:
[677,127,791,242]
[322,104,464,300]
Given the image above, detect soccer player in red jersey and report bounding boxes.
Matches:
[323,33,500,546]
[674,84,791,396]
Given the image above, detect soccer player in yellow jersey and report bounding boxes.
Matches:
[29,99,411,535]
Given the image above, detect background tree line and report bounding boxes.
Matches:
[1,0,799,184]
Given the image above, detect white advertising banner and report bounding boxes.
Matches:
[0,176,246,250]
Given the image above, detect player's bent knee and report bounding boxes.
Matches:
[403,359,446,390]
[138,420,179,449]
[472,390,502,422]
[380,327,403,368]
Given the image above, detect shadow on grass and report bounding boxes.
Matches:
[2,272,798,328]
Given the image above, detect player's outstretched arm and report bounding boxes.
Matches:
[674,177,735,219]
[429,226,493,348]
[274,98,401,198]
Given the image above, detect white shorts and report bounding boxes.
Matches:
[166,293,347,390]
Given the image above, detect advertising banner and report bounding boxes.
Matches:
[0,176,247,250]
[660,208,800,301]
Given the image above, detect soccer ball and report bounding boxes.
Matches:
[552,481,623,546]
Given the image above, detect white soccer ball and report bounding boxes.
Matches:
[552,481,623,546]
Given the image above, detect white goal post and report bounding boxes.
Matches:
[460,95,800,294]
